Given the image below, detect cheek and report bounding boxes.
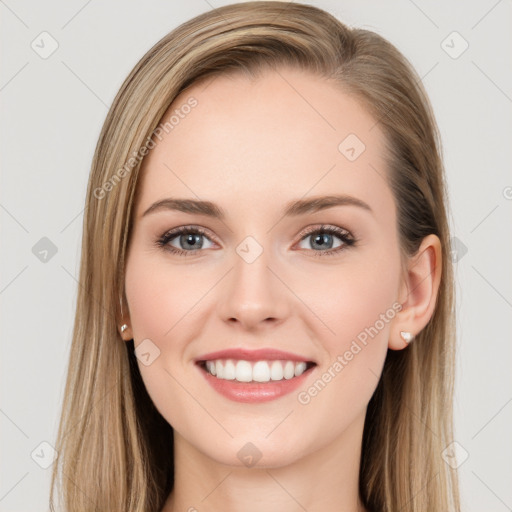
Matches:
[299,250,400,379]
[124,252,205,342]
[291,262,399,442]
[124,249,218,392]
[124,252,208,425]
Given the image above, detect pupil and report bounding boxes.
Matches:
[181,233,201,249]
[313,233,332,249]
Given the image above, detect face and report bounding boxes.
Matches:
[124,67,403,467]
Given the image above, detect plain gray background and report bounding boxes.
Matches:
[1,1,511,510]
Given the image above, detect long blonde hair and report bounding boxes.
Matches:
[49,2,461,510]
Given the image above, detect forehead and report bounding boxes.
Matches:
[135,67,393,220]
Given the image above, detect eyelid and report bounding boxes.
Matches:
[296,223,352,239]
[162,225,219,244]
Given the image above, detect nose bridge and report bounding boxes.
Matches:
[219,236,289,328]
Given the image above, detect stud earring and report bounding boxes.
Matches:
[400,331,414,344]
[119,297,129,335]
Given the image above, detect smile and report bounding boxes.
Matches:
[194,348,317,403]
[199,358,316,383]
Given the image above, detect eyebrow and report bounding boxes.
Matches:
[141,194,373,219]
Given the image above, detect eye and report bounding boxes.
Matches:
[155,224,356,257]
[156,226,216,256]
[296,224,356,256]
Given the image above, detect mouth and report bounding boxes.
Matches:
[194,349,318,403]
[194,348,317,402]
[196,358,317,383]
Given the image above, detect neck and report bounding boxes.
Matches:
[162,411,368,512]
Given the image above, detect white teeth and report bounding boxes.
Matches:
[206,360,216,375]
[283,361,295,379]
[252,361,270,382]
[223,359,236,380]
[294,361,307,376]
[203,359,311,382]
[215,360,223,379]
[235,360,252,382]
[270,360,283,381]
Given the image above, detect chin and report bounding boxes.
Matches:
[197,436,306,470]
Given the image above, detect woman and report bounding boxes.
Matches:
[49,2,461,511]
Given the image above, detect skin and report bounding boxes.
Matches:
[121,67,442,512]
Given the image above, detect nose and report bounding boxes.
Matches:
[218,246,290,331]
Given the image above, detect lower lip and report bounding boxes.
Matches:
[197,363,315,403]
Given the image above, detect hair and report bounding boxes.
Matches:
[49,2,461,511]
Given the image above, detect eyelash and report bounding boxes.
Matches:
[155,224,356,257]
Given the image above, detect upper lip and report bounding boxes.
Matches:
[195,348,316,363]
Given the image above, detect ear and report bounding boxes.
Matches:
[389,234,442,350]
